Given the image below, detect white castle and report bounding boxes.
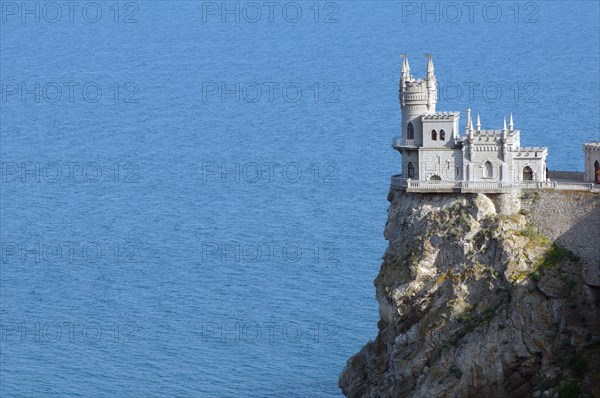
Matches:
[392,54,548,188]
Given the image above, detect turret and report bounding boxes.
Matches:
[425,54,437,113]
[426,54,434,80]
[399,54,434,144]
[399,54,410,104]
[400,54,410,83]
[465,108,472,134]
[396,54,445,145]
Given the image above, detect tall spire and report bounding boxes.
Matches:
[424,53,436,113]
[426,53,434,78]
[503,116,507,131]
[400,54,409,98]
[476,113,481,131]
[509,112,514,131]
[405,54,411,79]
[466,108,472,131]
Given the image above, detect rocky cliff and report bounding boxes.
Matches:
[340,190,600,398]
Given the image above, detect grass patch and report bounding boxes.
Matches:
[539,244,579,268]
[558,381,580,398]
[519,223,547,241]
[567,353,588,379]
[516,223,578,270]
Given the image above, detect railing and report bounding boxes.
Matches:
[391,137,417,148]
[553,182,595,191]
[390,177,599,193]
[462,181,558,192]
[461,181,513,192]
[519,181,554,190]
[407,180,459,192]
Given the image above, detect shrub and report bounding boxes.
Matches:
[448,364,463,379]
[558,382,580,398]
[520,223,540,239]
[540,244,579,268]
[567,353,588,379]
[529,270,541,281]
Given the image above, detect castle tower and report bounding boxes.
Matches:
[399,54,438,146]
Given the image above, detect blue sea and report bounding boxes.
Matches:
[1,1,598,396]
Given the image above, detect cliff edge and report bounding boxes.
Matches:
[340,190,600,398]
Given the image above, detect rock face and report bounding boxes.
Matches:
[340,190,600,398]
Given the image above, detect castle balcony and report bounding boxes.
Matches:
[461,181,599,193]
[392,137,418,149]
[391,176,460,192]
[391,177,600,194]
[461,181,528,193]
[406,179,460,193]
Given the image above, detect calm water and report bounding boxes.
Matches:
[1,1,598,396]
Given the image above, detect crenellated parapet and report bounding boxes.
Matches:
[584,142,600,151]
[515,147,548,157]
[399,54,437,113]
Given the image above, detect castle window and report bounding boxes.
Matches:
[431,130,437,141]
[407,162,415,178]
[430,175,441,181]
[440,129,446,140]
[523,166,533,181]
[407,123,414,140]
[484,161,493,178]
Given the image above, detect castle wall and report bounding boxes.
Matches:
[418,148,462,181]
[422,120,456,149]
[521,190,600,286]
[465,147,504,181]
[402,113,424,146]
[584,144,600,182]
[401,150,420,179]
[513,158,546,181]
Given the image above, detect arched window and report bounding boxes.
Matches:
[430,175,441,181]
[407,123,414,140]
[431,130,437,141]
[523,166,533,181]
[407,162,415,178]
[484,161,493,178]
[595,160,600,170]
[440,129,446,140]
